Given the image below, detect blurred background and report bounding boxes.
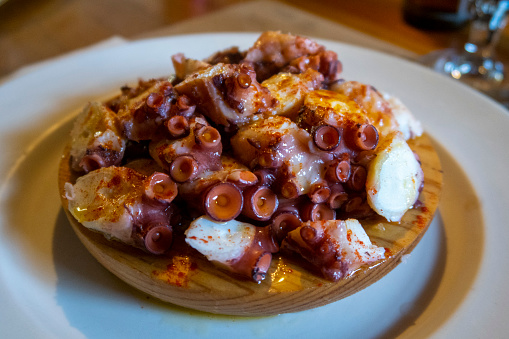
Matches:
[1,0,508,105]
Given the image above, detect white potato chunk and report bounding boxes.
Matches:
[366,133,423,222]
[64,167,146,244]
[185,216,256,264]
[382,92,423,140]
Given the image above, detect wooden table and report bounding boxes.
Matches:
[1,0,508,78]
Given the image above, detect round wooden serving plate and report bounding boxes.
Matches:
[58,133,442,316]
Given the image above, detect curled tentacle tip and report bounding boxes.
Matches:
[204,182,243,222]
[252,252,272,283]
[144,226,173,254]
[144,172,178,203]
[354,124,379,151]
[313,125,341,151]
[195,126,221,148]
[170,155,199,183]
[166,115,189,137]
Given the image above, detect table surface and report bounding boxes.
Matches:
[1,0,508,78]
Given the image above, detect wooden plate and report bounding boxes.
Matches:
[58,133,442,316]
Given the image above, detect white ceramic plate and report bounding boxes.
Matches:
[0,33,507,338]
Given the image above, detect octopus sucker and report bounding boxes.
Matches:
[202,182,244,222]
[242,185,279,221]
[166,115,189,137]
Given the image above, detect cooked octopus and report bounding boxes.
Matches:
[64,31,424,283]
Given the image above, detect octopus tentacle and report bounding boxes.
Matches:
[236,72,252,88]
[282,219,385,281]
[229,226,279,283]
[79,152,108,173]
[288,50,343,84]
[117,80,178,141]
[340,195,374,219]
[69,102,126,173]
[242,31,325,81]
[150,116,223,178]
[175,63,275,127]
[185,216,278,283]
[258,151,282,168]
[174,95,196,119]
[130,195,177,254]
[280,179,300,199]
[300,225,322,246]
